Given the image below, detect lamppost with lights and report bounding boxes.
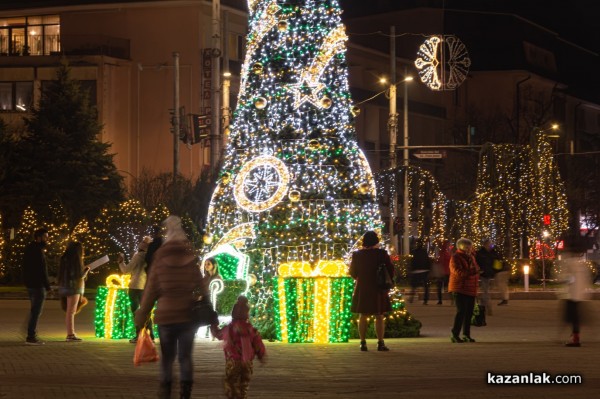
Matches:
[382,71,412,255]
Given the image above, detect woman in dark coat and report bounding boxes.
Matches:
[350,231,394,352]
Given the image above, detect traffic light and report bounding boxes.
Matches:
[179,106,190,143]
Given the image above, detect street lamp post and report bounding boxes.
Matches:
[384,76,412,256]
[386,27,413,256]
[388,26,398,254]
[402,66,410,256]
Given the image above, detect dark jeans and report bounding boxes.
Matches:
[128,288,153,338]
[451,292,475,337]
[27,287,47,339]
[564,300,580,334]
[409,272,430,303]
[436,275,449,302]
[158,322,198,384]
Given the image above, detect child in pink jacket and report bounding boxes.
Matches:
[216,296,266,399]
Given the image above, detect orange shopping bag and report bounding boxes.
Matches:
[133,328,159,366]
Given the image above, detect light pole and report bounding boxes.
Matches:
[383,72,412,255]
[402,66,411,256]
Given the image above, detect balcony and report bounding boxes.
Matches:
[0,34,130,59]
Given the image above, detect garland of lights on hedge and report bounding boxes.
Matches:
[375,165,446,245]
[204,0,383,339]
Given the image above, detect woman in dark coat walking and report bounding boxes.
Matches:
[350,231,394,352]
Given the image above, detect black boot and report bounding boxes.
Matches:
[180,381,192,399]
[158,382,171,399]
[377,340,390,351]
[360,340,368,351]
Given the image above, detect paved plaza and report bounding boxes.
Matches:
[1,296,599,398]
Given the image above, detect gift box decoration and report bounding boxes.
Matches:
[94,274,158,339]
[274,260,354,343]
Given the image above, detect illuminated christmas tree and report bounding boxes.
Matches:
[204,0,381,340]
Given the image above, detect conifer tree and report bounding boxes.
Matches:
[0,62,124,227]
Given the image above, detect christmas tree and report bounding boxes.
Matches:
[204,0,381,340]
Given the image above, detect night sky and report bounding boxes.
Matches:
[339,0,600,54]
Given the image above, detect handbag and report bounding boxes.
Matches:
[191,296,219,327]
[133,328,159,366]
[376,252,393,291]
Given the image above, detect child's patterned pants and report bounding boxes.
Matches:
[224,359,253,399]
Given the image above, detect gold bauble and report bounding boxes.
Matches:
[288,190,301,202]
[358,182,370,195]
[320,96,332,109]
[202,233,213,245]
[254,97,268,109]
[277,20,288,32]
[307,139,320,150]
[221,172,231,184]
[351,106,361,117]
[249,273,257,286]
[251,62,264,75]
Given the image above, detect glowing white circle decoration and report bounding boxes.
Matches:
[415,35,471,91]
[233,155,291,212]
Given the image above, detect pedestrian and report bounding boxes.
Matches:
[559,240,592,347]
[349,230,394,352]
[22,228,51,345]
[434,240,452,305]
[135,215,217,399]
[408,239,431,304]
[475,238,503,315]
[145,224,163,275]
[449,237,480,343]
[58,241,90,342]
[118,235,154,344]
[202,257,223,339]
[203,257,221,281]
[495,258,510,306]
[215,296,266,399]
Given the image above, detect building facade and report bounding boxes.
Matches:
[1,1,599,233]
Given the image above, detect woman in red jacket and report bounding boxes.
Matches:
[449,237,480,343]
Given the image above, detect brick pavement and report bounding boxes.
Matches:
[1,298,599,398]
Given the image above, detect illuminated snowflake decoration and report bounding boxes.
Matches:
[415,35,471,91]
[234,155,290,212]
